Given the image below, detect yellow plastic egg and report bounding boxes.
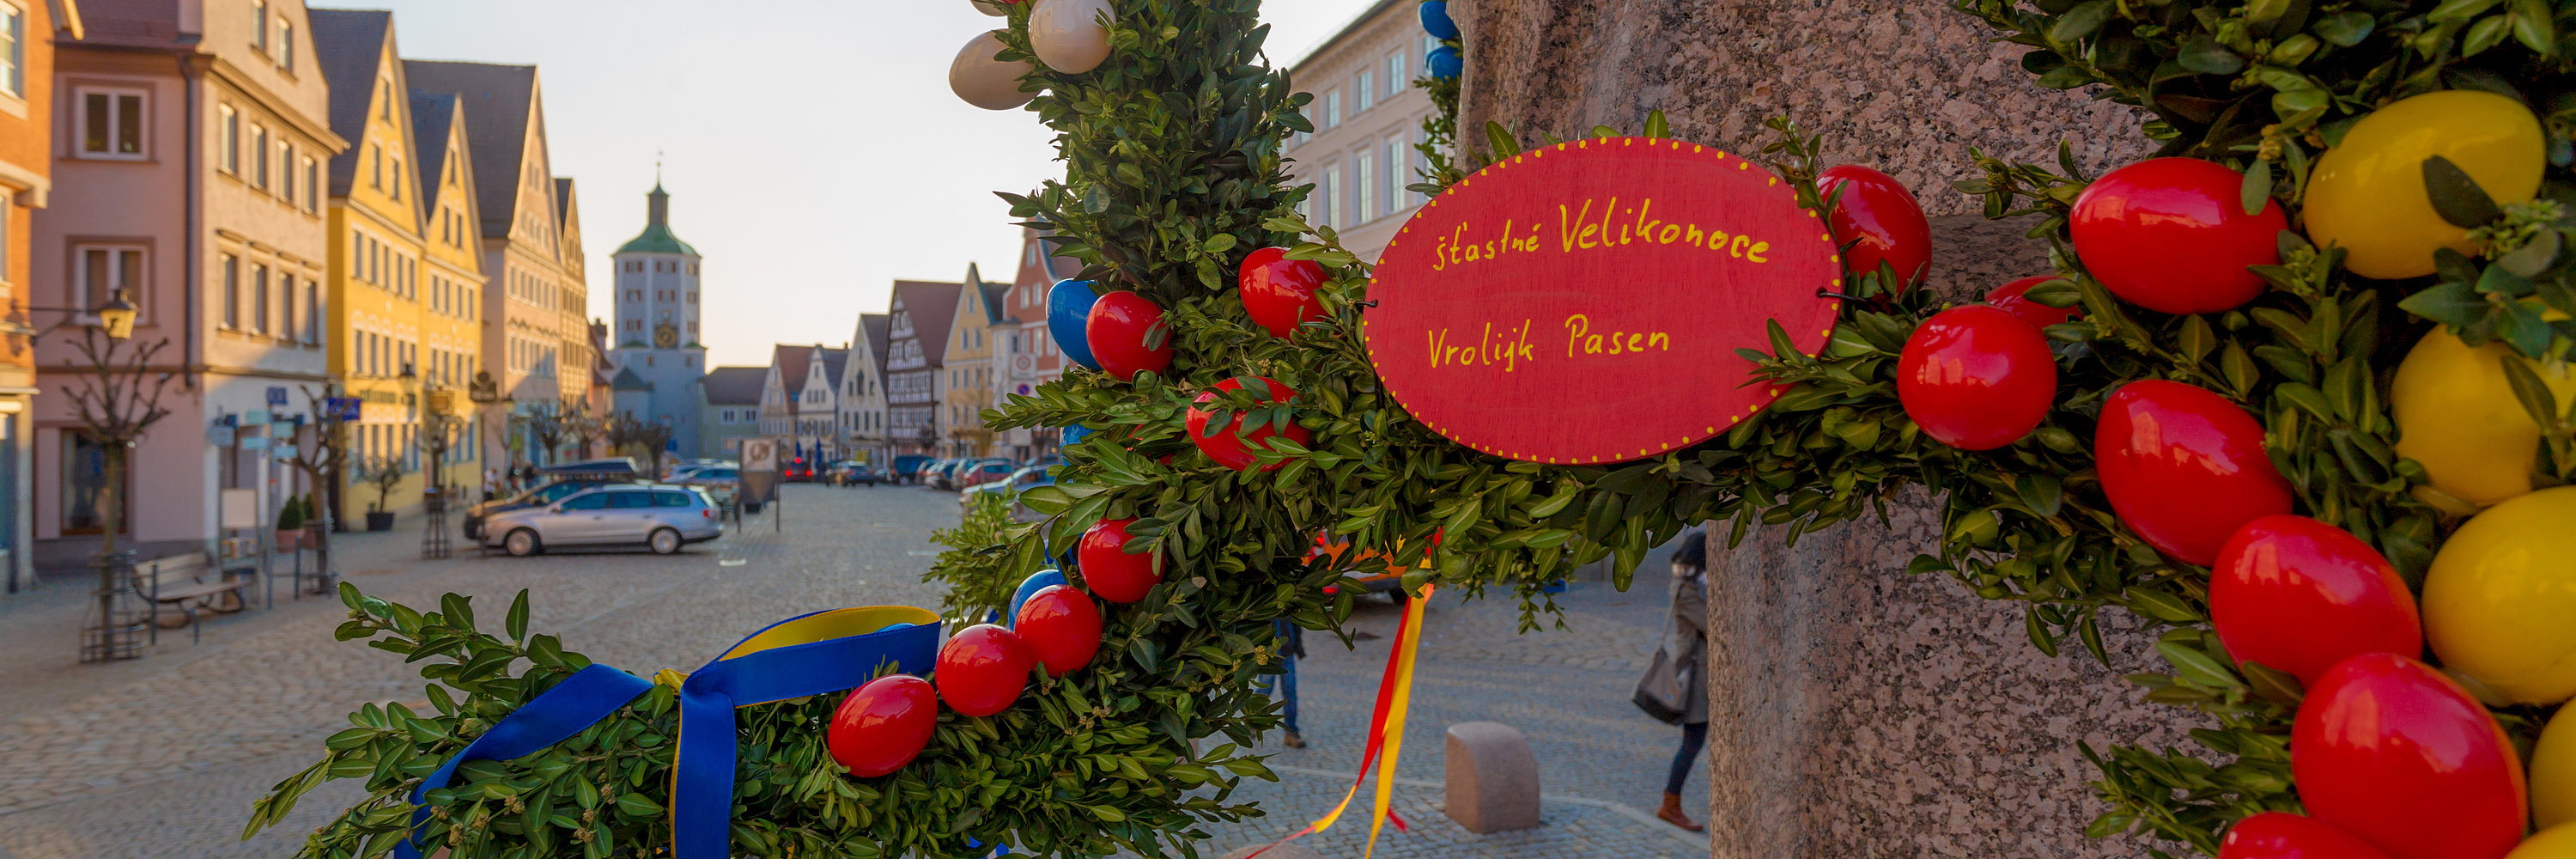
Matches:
[2508,823,2576,859]
[2392,328,2576,509]
[2423,486,2576,705]
[2537,705,2576,830]
[2304,89,2544,280]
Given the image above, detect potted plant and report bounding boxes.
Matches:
[274,495,305,551]
[362,455,404,532]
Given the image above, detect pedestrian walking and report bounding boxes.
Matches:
[1261,617,1307,748]
[1653,527,1710,832]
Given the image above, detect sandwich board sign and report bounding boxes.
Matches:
[739,437,780,507]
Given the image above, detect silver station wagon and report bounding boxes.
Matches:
[478,484,723,557]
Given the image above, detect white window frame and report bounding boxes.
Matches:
[1319,162,1340,231]
[1355,150,1375,223]
[276,17,294,71]
[277,141,295,201]
[249,123,270,189]
[218,105,240,174]
[0,190,9,279]
[1356,70,1374,113]
[1387,134,1407,212]
[301,155,319,210]
[1388,51,1407,95]
[76,88,149,160]
[0,3,23,100]
[250,0,268,52]
[250,262,270,334]
[219,252,240,329]
[1324,89,1341,129]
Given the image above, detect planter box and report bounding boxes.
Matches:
[365,511,395,532]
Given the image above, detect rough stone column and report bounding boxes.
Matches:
[1443,2,2196,856]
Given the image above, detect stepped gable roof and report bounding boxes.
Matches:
[892,280,964,362]
[404,60,539,235]
[308,9,392,198]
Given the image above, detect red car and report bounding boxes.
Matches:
[953,460,1014,489]
[781,456,819,482]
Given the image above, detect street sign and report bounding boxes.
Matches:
[1362,137,1843,465]
[246,409,270,424]
[266,386,289,406]
[326,396,363,422]
[208,424,236,446]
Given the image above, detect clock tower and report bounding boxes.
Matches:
[608,180,708,458]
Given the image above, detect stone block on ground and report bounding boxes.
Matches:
[1443,720,1541,833]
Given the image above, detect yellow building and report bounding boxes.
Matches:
[939,264,1006,457]
[410,89,488,492]
[312,9,481,517]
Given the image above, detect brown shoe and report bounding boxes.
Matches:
[1283,730,1307,749]
[1656,791,1704,832]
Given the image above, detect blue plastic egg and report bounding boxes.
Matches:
[1427,45,1461,80]
[1419,1,1460,40]
[1048,280,1103,371]
[1008,569,1069,626]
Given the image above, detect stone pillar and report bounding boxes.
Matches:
[1443,2,2195,856]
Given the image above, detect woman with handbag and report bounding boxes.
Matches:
[1646,527,1710,832]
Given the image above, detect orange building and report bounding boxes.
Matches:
[0,0,79,594]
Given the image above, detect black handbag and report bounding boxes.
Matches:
[1632,610,1689,725]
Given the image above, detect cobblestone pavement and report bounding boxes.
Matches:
[0,485,1708,859]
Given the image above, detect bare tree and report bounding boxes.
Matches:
[605,412,673,470]
[286,384,351,583]
[564,397,604,460]
[62,330,178,661]
[524,402,567,466]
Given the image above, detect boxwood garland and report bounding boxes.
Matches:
[244,0,2576,856]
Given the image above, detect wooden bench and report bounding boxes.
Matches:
[130,551,258,644]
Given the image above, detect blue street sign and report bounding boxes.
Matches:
[266,386,289,406]
[326,396,363,422]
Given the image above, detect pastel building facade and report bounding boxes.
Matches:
[605,182,704,455]
[1281,0,1440,262]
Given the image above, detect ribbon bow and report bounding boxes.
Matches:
[399,606,942,859]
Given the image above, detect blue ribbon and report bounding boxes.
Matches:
[398,606,942,859]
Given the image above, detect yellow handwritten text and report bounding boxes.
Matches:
[1431,219,1546,272]
[1564,314,1672,358]
[1425,320,1538,372]
[1555,198,1771,262]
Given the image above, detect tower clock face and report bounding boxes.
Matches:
[653,320,678,349]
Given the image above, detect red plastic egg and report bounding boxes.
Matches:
[1078,518,1160,603]
[1238,247,1328,338]
[2220,812,2397,859]
[827,674,938,777]
[934,624,1035,718]
[1013,584,1102,678]
[2070,158,2285,314]
[1986,275,2084,328]
[1185,376,1312,471]
[1085,290,1174,381]
[2293,653,2527,859]
[1896,304,2057,450]
[2211,515,2422,687]
[2095,380,2293,565]
[1817,165,1933,292]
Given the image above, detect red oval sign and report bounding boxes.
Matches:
[1364,137,1844,464]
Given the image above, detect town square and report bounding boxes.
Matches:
[2,0,2574,858]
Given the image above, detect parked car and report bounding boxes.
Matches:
[959,465,1053,521]
[953,459,1014,489]
[829,462,880,486]
[464,477,636,540]
[923,459,966,490]
[538,458,643,481]
[670,466,741,504]
[781,455,818,483]
[480,484,723,557]
[890,455,931,484]
[665,460,734,480]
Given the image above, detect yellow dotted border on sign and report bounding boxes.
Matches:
[1361,137,1842,465]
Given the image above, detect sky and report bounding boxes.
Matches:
[361,0,1382,368]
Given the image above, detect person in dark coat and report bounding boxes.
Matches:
[1659,527,1710,832]
[1263,617,1307,748]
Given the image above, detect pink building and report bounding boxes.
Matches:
[993,227,1078,460]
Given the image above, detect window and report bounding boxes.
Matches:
[301,156,319,210]
[390,157,402,201]
[219,106,240,174]
[1387,135,1407,212]
[276,19,294,71]
[1388,52,1406,94]
[1320,164,1340,230]
[280,274,295,338]
[304,280,321,343]
[1357,71,1374,112]
[368,143,381,189]
[250,0,268,51]
[251,263,269,334]
[1,3,21,98]
[249,124,270,188]
[377,76,392,122]
[1355,151,1374,222]
[1324,90,1340,128]
[220,253,240,328]
[0,190,9,277]
[278,142,295,200]
[78,88,147,158]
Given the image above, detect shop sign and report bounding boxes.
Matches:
[1363,137,1844,464]
[209,424,236,447]
[246,409,270,424]
[266,386,289,406]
